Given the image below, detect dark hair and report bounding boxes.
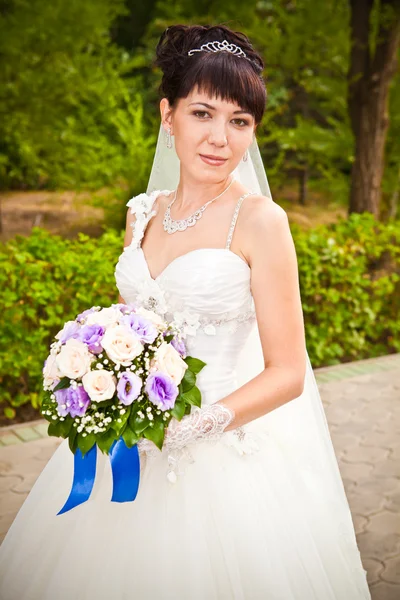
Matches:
[154,24,267,125]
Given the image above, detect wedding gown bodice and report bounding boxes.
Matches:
[114,188,258,406]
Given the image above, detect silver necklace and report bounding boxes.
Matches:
[163,176,235,234]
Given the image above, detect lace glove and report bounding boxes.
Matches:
[137,403,235,456]
[137,403,235,482]
[162,402,236,452]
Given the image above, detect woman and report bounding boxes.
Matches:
[0,24,371,599]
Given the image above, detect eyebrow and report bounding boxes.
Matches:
[188,102,253,116]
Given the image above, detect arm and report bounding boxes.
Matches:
[117,207,136,304]
[159,196,307,451]
[217,196,306,430]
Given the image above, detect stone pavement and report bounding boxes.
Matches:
[0,352,399,599]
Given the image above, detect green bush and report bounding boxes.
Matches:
[293,213,400,364]
[0,213,399,421]
[0,0,155,190]
[0,227,124,418]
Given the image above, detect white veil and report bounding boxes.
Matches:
[145,123,359,524]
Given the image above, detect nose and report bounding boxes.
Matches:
[207,121,228,147]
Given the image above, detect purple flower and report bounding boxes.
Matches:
[171,336,187,358]
[54,386,91,418]
[78,324,105,354]
[76,307,97,324]
[145,371,178,411]
[112,302,136,315]
[122,313,157,344]
[117,371,142,406]
[57,321,81,344]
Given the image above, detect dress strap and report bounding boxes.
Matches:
[225,192,257,250]
[126,189,173,249]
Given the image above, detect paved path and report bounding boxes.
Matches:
[0,353,399,599]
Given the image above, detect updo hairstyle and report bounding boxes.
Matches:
[154,24,267,125]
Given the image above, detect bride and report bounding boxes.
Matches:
[0,24,371,599]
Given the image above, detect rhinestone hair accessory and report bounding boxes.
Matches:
[187,39,252,62]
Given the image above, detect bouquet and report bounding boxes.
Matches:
[41,303,206,514]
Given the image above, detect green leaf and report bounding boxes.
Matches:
[68,426,78,453]
[76,432,96,457]
[143,420,165,451]
[4,406,16,419]
[170,397,185,421]
[122,426,139,449]
[184,356,206,374]
[129,409,150,435]
[48,420,62,437]
[52,377,71,392]
[59,417,73,438]
[181,385,201,408]
[180,369,196,393]
[96,428,117,454]
[110,405,131,435]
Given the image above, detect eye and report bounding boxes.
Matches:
[192,111,250,127]
[193,111,210,119]
[232,118,250,127]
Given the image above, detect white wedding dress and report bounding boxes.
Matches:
[0,189,371,600]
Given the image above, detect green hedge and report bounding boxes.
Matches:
[294,213,400,363]
[0,228,123,418]
[0,213,399,420]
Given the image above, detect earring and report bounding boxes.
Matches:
[166,128,172,149]
[242,149,248,162]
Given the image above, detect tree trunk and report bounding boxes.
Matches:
[388,163,400,218]
[347,0,400,217]
[299,163,308,206]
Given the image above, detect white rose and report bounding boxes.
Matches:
[82,369,116,402]
[136,307,166,330]
[101,325,143,366]
[43,353,62,389]
[86,307,120,328]
[56,338,93,379]
[153,342,188,384]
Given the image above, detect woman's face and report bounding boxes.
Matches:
[160,85,256,183]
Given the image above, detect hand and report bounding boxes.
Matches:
[137,402,235,457]
[162,402,235,452]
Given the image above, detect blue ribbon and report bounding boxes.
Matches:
[57,438,140,515]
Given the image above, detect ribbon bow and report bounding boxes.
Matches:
[57,439,140,515]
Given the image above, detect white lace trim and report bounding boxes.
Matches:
[126,189,172,250]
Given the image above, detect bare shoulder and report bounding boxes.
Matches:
[238,193,291,266]
[241,193,288,229]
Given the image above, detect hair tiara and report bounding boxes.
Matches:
[187,39,254,64]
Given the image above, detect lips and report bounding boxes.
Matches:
[200,154,228,166]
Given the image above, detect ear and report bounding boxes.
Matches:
[160,98,174,134]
